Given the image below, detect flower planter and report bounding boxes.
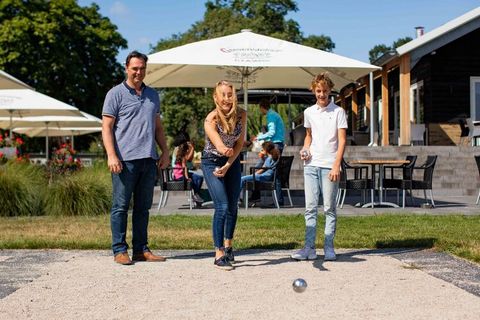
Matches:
[0,147,17,159]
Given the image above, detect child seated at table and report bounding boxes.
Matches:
[240,141,280,202]
[173,136,204,205]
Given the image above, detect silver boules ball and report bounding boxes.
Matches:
[292,278,307,293]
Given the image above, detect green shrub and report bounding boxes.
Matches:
[0,161,46,216]
[45,165,111,216]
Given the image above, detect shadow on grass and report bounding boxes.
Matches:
[375,238,436,249]
[247,242,298,250]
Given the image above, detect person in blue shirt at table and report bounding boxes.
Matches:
[251,98,286,205]
[252,98,286,153]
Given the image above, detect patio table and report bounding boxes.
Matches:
[350,159,409,208]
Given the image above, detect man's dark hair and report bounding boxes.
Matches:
[259,98,271,110]
[125,50,148,66]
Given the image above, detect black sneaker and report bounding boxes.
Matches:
[225,247,235,263]
[214,256,234,271]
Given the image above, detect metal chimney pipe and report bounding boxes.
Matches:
[415,26,425,38]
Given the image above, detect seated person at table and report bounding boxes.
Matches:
[173,138,204,205]
[240,141,280,201]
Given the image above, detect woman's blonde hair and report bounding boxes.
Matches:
[310,72,335,92]
[213,80,238,134]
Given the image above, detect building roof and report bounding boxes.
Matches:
[396,6,480,55]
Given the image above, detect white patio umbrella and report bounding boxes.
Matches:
[0,111,101,159]
[0,89,83,140]
[146,29,380,111]
[0,70,32,90]
[13,127,101,150]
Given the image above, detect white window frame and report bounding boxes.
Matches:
[410,80,424,124]
[470,77,480,121]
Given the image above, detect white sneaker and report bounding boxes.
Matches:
[291,247,317,260]
[324,246,336,261]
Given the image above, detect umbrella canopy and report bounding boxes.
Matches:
[0,70,32,89]
[0,89,82,118]
[0,111,102,129]
[145,30,380,92]
[1,111,101,160]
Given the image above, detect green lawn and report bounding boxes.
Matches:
[0,214,479,263]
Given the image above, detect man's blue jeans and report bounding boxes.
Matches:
[201,154,241,249]
[110,158,157,255]
[303,165,339,249]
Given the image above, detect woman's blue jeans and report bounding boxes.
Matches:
[110,158,156,255]
[201,154,241,249]
[303,165,339,249]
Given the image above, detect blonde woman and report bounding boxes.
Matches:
[201,80,246,270]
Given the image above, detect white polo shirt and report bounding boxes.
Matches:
[303,101,348,168]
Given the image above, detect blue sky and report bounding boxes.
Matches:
[78,0,479,64]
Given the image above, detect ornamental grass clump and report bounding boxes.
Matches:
[44,165,112,216]
[0,161,46,216]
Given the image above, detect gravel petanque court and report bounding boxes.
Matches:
[0,249,479,319]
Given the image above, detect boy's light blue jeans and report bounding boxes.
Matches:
[303,165,339,249]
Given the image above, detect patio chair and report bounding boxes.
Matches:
[410,124,426,145]
[157,167,194,211]
[337,158,374,208]
[276,155,294,207]
[394,155,437,208]
[466,118,480,146]
[243,156,294,209]
[475,156,480,205]
[458,119,470,145]
[382,155,417,207]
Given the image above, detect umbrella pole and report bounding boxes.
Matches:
[242,75,249,170]
[45,122,49,161]
[368,72,377,146]
[9,110,13,139]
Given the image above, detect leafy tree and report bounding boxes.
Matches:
[392,37,413,49]
[151,0,333,142]
[302,35,335,52]
[0,0,127,117]
[368,37,413,63]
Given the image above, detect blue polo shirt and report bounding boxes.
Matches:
[102,81,160,161]
[256,109,285,143]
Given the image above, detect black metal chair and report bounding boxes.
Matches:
[459,119,470,145]
[337,158,374,208]
[392,155,437,208]
[382,155,417,207]
[244,156,294,209]
[157,167,193,211]
[410,155,438,207]
[474,155,480,205]
[277,155,294,207]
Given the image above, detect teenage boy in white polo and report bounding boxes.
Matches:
[291,73,347,261]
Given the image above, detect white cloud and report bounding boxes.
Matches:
[109,1,128,16]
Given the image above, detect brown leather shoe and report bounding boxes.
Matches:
[114,252,133,265]
[132,250,166,262]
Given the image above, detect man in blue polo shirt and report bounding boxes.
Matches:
[254,99,286,153]
[252,98,286,205]
[102,51,169,265]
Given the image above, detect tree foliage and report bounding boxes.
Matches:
[152,0,334,142]
[368,37,413,63]
[0,0,127,117]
